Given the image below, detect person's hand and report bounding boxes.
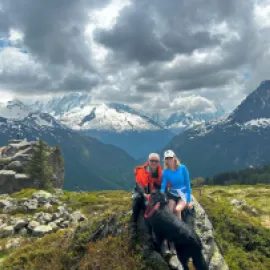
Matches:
[186,202,193,209]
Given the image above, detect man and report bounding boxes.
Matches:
[130,153,163,241]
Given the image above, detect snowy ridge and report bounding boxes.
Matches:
[243,118,270,128]
[58,102,161,132]
[0,99,31,120]
[28,93,165,132]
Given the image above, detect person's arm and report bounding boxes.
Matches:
[183,165,192,203]
[160,170,168,193]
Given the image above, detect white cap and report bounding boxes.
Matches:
[164,149,175,159]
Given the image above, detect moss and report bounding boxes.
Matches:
[79,232,144,270]
[1,230,73,270]
[10,189,38,199]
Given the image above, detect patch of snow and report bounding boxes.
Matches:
[32,115,53,128]
[243,118,270,128]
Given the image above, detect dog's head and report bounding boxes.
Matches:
[150,189,168,207]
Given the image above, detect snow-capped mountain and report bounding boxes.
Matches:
[0,99,31,120]
[164,103,226,133]
[0,100,135,191]
[30,95,166,133]
[31,93,93,117]
[0,100,65,132]
[163,80,270,179]
[28,94,174,158]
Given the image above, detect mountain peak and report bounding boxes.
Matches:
[229,81,270,124]
[0,99,31,120]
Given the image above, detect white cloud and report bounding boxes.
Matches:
[8,28,24,44]
[254,1,270,28]
[169,95,217,114]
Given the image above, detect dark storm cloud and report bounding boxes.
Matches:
[94,0,259,98]
[59,73,100,91]
[95,0,254,64]
[0,0,269,112]
[0,9,9,35]
[168,71,236,92]
[1,0,108,70]
[135,82,162,93]
[94,0,223,65]
[0,0,110,93]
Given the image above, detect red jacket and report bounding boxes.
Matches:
[134,162,163,193]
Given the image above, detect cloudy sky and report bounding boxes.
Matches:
[0,0,270,115]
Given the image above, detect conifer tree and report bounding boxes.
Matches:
[25,138,53,190]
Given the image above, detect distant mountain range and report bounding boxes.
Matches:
[27,93,224,158]
[0,100,136,191]
[163,80,270,178]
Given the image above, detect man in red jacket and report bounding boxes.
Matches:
[131,153,163,242]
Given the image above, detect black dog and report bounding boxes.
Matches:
[144,189,208,270]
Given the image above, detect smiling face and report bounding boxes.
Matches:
[165,156,175,169]
[148,153,160,171]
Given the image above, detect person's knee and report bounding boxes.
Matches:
[175,203,185,214]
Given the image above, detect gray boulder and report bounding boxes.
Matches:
[52,213,60,221]
[0,170,16,193]
[14,219,28,230]
[19,227,28,236]
[32,225,53,237]
[47,222,58,232]
[0,199,12,208]
[0,225,14,237]
[32,190,53,203]
[24,199,38,211]
[7,161,24,173]
[28,220,40,231]
[71,211,87,222]
[43,213,52,223]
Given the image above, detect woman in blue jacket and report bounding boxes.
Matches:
[161,149,193,220]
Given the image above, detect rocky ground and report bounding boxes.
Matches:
[2,185,268,269]
[0,187,230,270]
[0,190,86,240]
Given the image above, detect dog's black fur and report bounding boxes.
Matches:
[144,189,209,270]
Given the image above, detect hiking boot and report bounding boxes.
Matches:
[160,242,171,255]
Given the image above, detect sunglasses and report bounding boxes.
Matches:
[149,160,159,163]
[165,157,173,160]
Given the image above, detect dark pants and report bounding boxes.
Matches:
[131,195,146,224]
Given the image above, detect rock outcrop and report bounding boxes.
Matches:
[0,139,64,194]
[0,190,86,238]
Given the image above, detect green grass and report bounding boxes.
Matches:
[3,186,269,270]
[9,189,38,199]
[194,184,270,270]
[60,190,131,219]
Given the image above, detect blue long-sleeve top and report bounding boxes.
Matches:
[161,164,192,203]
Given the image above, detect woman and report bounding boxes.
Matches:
[160,149,192,220]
